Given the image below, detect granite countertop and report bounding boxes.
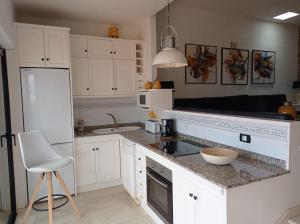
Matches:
[75,126,289,189]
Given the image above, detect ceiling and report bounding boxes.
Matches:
[12,0,169,25]
[13,0,300,26]
[175,0,300,25]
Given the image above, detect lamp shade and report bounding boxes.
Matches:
[152,48,187,68]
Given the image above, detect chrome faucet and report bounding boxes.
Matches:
[107,113,118,129]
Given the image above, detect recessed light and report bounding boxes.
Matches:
[273,12,299,20]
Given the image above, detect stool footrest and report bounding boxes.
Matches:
[32,194,68,212]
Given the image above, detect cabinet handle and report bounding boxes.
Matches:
[113,51,116,54]
[115,88,118,90]
[138,158,141,160]
[110,51,113,54]
[193,196,198,200]
[41,58,45,61]
[92,148,95,151]
[85,49,88,52]
[139,170,142,174]
[96,148,99,151]
[86,88,89,91]
[189,193,193,197]
[46,58,50,61]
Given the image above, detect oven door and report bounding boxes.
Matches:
[147,167,173,224]
[137,92,150,109]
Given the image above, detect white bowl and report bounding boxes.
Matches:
[200,148,238,165]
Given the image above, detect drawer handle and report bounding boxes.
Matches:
[41,58,45,61]
[138,158,141,160]
[139,170,142,174]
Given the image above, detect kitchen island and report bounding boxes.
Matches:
[75,119,295,224]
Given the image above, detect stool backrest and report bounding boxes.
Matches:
[18,130,61,170]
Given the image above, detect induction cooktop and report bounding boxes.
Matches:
[149,140,208,157]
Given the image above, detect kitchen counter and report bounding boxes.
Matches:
[75,128,289,189]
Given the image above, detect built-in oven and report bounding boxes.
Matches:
[146,157,173,224]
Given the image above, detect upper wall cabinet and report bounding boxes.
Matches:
[70,36,136,60]
[16,23,70,68]
[70,35,143,97]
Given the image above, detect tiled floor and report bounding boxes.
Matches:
[0,211,10,223]
[16,186,155,224]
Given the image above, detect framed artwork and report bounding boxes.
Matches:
[251,50,276,84]
[185,43,217,84]
[221,48,249,85]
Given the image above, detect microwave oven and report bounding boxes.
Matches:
[137,91,150,109]
[137,89,173,110]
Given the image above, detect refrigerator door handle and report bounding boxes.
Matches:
[0,134,6,147]
[11,134,16,146]
[0,134,16,147]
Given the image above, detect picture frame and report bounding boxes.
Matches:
[185,43,217,84]
[221,48,249,85]
[251,50,276,84]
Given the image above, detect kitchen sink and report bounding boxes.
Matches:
[92,126,141,134]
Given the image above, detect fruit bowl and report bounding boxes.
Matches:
[200,148,238,165]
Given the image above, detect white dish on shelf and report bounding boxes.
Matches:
[200,148,238,165]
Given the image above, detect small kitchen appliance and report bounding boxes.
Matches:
[161,119,175,137]
[145,120,161,133]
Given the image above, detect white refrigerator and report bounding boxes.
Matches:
[20,68,75,200]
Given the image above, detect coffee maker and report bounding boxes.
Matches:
[161,119,176,137]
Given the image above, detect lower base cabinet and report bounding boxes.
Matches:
[121,139,136,198]
[173,172,226,224]
[75,139,120,191]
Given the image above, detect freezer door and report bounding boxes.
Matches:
[27,143,75,200]
[21,68,73,144]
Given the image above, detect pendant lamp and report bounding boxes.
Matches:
[152,0,187,68]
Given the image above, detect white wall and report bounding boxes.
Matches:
[0,0,15,48]
[73,98,146,126]
[16,15,144,40]
[156,4,299,100]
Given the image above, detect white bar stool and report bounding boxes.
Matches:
[18,130,81,224]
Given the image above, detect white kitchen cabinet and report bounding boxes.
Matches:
[89,58,114,96]
[75,143,97,187]
[88,38,113,58]
[70,35,140,97]
[17,26,45,67]
[16,24,70,68]
[114,60,136,95]
[71,57,90,96]
[135,145,146,204]
[44,29,70,68]
[96,140,121,182]
[114,41,135,59]
[75,138,121,192]
[173,172,225,224]
[121,139,136,198]
[70,37,88,57]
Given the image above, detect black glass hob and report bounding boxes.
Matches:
[149,140,207,157]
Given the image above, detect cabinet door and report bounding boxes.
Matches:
[71,57,90,96]
[44,29,70,68]
[114,60,136,95]
[195,186,224,224]
[114,41,135,59]
[75,144,97,187]
[96,140,121,182]
[70,37,88,57]
[89,58,114,96]
[88,39,113,58]
[173,173,196,224]
[17,26,45,67]
[121,140,136,198]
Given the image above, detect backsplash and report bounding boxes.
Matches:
[165,110,290,164]
[73,97,147,126]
